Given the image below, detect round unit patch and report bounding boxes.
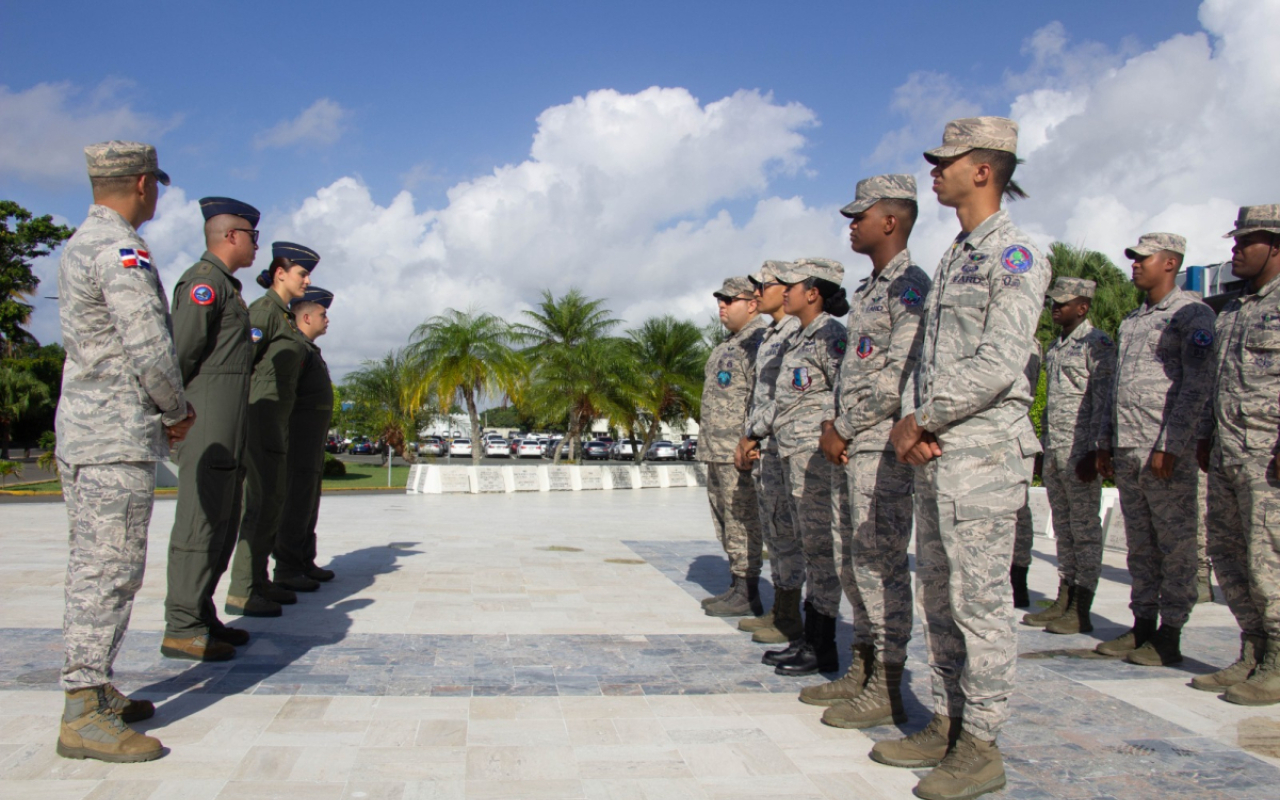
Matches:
[250,327,263,343]
[900,286,923,306]
[1001,245,1033,274]
[716,370,732,387]
[191,284,215,305]
[1192,329,1214,348]
[831,338,847,357]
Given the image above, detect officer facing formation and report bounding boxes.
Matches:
[56,141,193,762]
[161,197,260,663]
[1095,233,1215,666]
[1196,205,1280,704]
[811,174,930,731]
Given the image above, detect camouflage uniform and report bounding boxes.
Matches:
[904,208,1049,740]
[831,248,930,665]
[769,311,847,617]
[1012,344,1043,570]
[1103,284,1215,628]
[698,312,769,578]
[1041,318,1114,591]
[56,203,187,689]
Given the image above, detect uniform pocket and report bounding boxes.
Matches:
[940,289,988,358]
[954,484,1026,521]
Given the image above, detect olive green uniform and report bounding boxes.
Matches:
[274,339,333,580]
[228,291,309,599]
[163,253,252,636]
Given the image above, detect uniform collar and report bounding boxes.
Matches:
[1251,272,1280,299]
[857,249,913,295]
[199,251,242,287]
[729,313,769,345]
[265,288,296,318]
[1061,318,1094,344]
[799,311,831,339]
[88,204,136,233]
[959,209,1011,251]
[1143,285,1186,313]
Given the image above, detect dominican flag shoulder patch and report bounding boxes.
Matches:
[119,248,152,270]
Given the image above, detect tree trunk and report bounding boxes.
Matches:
[465,389,482,464]
[637,418,662,463]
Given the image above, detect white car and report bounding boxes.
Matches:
[485,439,509,458]
[516,440,542,458]
[449,438,472,457]
[645,440,679,461]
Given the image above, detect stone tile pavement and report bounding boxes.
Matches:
[0,489,1278,798]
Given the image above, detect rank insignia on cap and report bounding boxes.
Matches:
[717,370,732,387]
[900,287,923,306]
[119,248,151,270]
[1002,245,1033,274]
[191,284,215,306]
[857,336,874,359]
[791,367,811,391]
[251,327,263,343]
[1192,329,1214,348]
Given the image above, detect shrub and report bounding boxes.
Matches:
[323,455,347,477]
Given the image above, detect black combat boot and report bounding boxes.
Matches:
[763,600,811,666]
[775,608,838,676]
[1010,565,1030,609]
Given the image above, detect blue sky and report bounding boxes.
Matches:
[4,0,1271,376]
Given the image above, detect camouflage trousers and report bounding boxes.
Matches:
[705,461,764,579]
[1196,476,1211,582]
[1012,502,1034,569]
[781,450,842,617]
[59,459,156,690]
[831,449,914,665]
[916,439,1032,740]
[753,450,805,591]
[1207,454,1280,640]
[1113,448,1199,627]
[1042,448,1104,591]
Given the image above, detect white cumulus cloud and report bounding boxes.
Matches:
[254,98,349,150]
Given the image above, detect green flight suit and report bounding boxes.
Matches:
[274,338,333,580]
[164,252,251,637]
[228,290,308,599]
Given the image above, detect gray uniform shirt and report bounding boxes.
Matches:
[833,249,931,452]
[1043,319,1115,456]
[698,314,768,463]
[904,209,1050,452]
[745,314,801,453]
[1103,286,1215,455]
[55,204,187,465]
[767,312,847,458]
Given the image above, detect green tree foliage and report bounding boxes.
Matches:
[7,343,64,445]
[1036,243,1142,351]
[342,349,426,464]
[0,362,52,458]
[1,201,74,357]
[0,459,21,486]
[408,308,526,464]
[623,315,708,461]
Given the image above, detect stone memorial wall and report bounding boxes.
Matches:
[406,463,704,494]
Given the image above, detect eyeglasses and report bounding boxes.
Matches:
[230,228,260,244]
[756,281,782,289]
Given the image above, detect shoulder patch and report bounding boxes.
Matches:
[830,337,846,357]
[191,284,215,306]
[251,327,263,343]
[791,367,812,391]
[857,336,874,359]
[1097,333,1114,346]
[900,286,923,307]
[1192,329,1214,348]
[1001,245,1033,274]
[118,248,152,270]
[716,370,732,388]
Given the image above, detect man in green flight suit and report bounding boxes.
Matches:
[161,197,259,661]
[274,287,336,591]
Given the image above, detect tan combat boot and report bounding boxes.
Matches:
[738,610,774,633]
[1192,633,1265,692]
[1095,616,1157,657]
[57,686,164,763]
[913,730,1006,800]
[752,587,803,644]
[102,684,154,724]
[1045,588,1094,635]
[869,713,960,768]
[1021,581,1070,626]
[1224,638,1280,706]
[1125,623,1182,666]
[799,643,873,706]
[161,633,236,662]
[821,661,907,728]
[226,593,283,618]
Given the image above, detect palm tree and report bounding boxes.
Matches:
[1037,243,1143,348]
[408,308,526,464]
[624,316,708,461]
[342,349,424,464]
[0,362,51,458]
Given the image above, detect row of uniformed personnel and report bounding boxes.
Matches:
[52,141,337,764]
[695,114,1280,800]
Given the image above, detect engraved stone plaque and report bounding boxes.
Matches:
[687,463,708,486]
[547,466,573,491]
[579,465,603,490]
[513,466,540,491]
[440,466,472,493]
[609,465,634,489]
[638,465,660,488]
[666,464,687,486]
[477,467,506,493]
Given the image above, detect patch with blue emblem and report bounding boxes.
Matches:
[716,370,732,387]
[1192,329,1214,348]
[1002,245,1033,274]
[900,287,923,307]
[191,284,215,306]
[791,367,811,391]
[961,262,980,273]
[831,338,846,357]
[251,327,263,343]
[969,252,987,263]
[857,336,874,359]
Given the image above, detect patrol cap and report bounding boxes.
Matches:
[840,174,917,217]
[84,140,170,185]
[1124,232,1186,260]
[924,117,1019,165]
[749,260,792,285]
[291,286,334,309]
[272,241,321,271]
[714,277,756,301]
[199,197,261,227]
[1046,277,1096,303]
[1224,205,1280,239]
[777,257,844,285]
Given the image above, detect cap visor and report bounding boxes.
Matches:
[154,168,171,186]
[923,144,972,165]
[840,198,875,218]
[1046,291,1079,303]
[1123,247,1155,260]
[1224,226,1278,239]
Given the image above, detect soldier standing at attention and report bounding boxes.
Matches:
[735,262,806,646]
[56,141,194,762]
[225,243,317,617]
[809,175,930,730]
[161,197,259,663]
[288,288,338,585]
[1195,206,1280,704]
[697,278,769,617]
[1095,233,1215,666]
[880,117,1049,800]
[1010,341,1042,608]
[1023,278,1115,635]
[745,257,848,677]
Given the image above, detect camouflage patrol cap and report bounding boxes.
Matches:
[924,117,1019,165]
[777,257,844,285]
[749,260,792,284]
[1124,232,1186,260]
[1224,205,1280,238]
[714,276,756,300]
[1046,277,1096,303]
[84,141,170,185]
[840,174,917,217]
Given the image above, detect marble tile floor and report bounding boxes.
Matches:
[0,489,1278,798]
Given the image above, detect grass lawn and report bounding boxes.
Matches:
[0,464,411,495]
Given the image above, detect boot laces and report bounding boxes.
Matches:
[905,717,948,746]
[937,735,982,774]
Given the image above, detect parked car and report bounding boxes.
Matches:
[484,438,510,458]
[537,438,551,456]
[417,437,445,457]
[645,440,679,461]
[516,440,542,459]
[449,438,473,457]
[610,439,640,460]
[509,438,522,456]
[324,436,345,454]
[582,440,610,461]
[677,439,698,460]
[350,437,376,455]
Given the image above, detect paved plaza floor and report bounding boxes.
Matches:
[1,487,1279,799]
